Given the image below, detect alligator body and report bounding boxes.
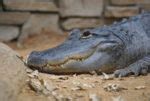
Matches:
[27,12,150,77]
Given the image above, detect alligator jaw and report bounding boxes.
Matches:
[43,49,96,72]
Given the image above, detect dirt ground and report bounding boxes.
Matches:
[7,33,150,101]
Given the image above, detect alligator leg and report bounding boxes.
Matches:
[114,55,150,77]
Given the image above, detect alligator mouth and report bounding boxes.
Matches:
[45,49,95,69]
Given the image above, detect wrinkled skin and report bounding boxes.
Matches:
[27,13,150,77]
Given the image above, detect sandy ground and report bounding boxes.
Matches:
[7,33,150,101]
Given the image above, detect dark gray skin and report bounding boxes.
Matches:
[26,12,150,77]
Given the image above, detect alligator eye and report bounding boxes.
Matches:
[81,31,92,39]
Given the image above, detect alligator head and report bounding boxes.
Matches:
[27,28,124,74]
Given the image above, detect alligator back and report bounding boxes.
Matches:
[111,12,150,69]
[140,12,150,37]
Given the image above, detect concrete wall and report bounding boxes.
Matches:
[0,0,149,43]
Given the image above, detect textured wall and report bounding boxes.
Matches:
[0,0,149,43]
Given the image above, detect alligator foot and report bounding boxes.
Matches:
[114,55,150,77]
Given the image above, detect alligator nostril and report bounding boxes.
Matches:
[26,51,47,68]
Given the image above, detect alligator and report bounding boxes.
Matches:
[26,12,150,77]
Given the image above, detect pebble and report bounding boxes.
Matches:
[101,72,114,80]
[27,70,39,78]
[89,94,101,101]
[72,81,81,85]
[42,79,57,92]
[83,83,95,88]
[112,96,124,101]
[29,77,58,96]
[29,78,43,92]
[103,83,127,92]
[26,68,33,73]
[58,76,69,80]
[56,95,71,101]
[71,86,85,91]
[135,86,146,90]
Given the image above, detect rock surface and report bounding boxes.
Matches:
[61,18,105,30]
[141,4,150,11]
[0,12,30,25]
[59,0,103,17]
[3,0,58,12]
[0,43,27,101]
[105,6,139,18]
[0,26,19,42]
[110,0,136,5]
[18,14,62,43]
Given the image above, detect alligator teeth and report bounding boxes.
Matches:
[46,56,90,68]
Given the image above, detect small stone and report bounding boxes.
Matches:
[51,91,58,96]
[26,68,33,73]
[135,86,146,90]
[42,79,57,92]
[27,70,39,78]
[71,86,85,91]
[42,89,51,95]
[103,83,127,92]
[89,94,101,101]
[112,96,125,101]
[58,76,69,80]
[73,74,77,77]
[72,81,81,85]
[83,83,95,88]
[56,95,70,101]
[29,78,43,92]
[102,72,114,80]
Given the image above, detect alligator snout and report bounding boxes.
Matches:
[26,51,47,68]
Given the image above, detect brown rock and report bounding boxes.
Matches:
[4,0,58,12]
[61,18,104,30]
[137,0,150,11]
[0,12,30,25]
[111,0,136,5]
[141,4,150,11]
[0,43,27,101]
[137,0,150,4]
[105,6,139,18]
[0,26,19,42]
[89,94,101,101]
[18,14,62,43]
[59,0,103,17]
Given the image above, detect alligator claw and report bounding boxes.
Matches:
[114,66,149,77]
[114,69,132,77]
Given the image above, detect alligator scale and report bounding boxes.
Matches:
[27,13,150,77]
